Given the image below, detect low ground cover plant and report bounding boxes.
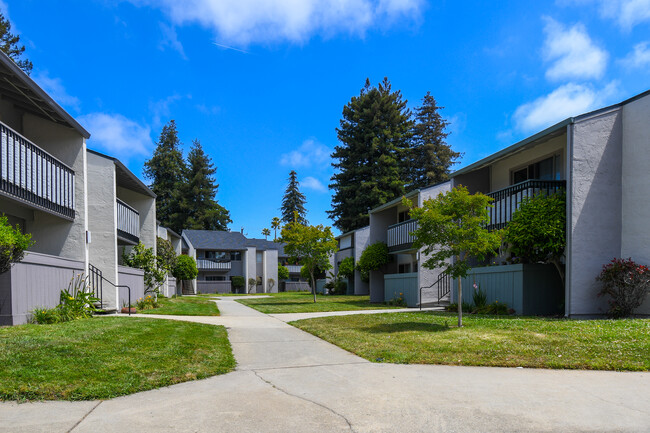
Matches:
[31,275,99,325]
[135,295,159,311]
[597,257,650,318]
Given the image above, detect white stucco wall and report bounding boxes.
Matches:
[621,94,650,314]
[368,209,394,302]
[353,226,370,295]
[86,152,119,309]
[264,249,279,293]
[245,247,256,291]
[116,187,157,254]
[568,109,622,316]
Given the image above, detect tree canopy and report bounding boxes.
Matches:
[0,216,32,274]
[281,170,308,225]
[0,14,32,74]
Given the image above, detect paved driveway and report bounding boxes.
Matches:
[1,298,648,432]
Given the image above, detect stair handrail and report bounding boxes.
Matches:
[89,263,133,315]
[419,271,451,310]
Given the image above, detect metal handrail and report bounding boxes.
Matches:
[419,271,451,310]
[89,263,132,315]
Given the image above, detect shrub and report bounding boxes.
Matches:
[300,265,311,281]
[31,307,60,324]
[173,255,198,281]
[30,274,98,324]
[278,264,289,280]
[136,295,159,311]
[386,292,406,307]
[0,216,33,274]
[123,242,167,294]
[446,302,473,313]
[248,278,257,293]
[231,276,245,293]
[357,242,389,282]
[474,301,509,315]
[338,257,355,279]
[156,237,177,273]
[596,258,650,318]
[471,282,487,309]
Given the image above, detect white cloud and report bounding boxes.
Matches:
[301,176,327,192]
[78,113,153,160]
[159,23,187,59]
[597,0,650,30]
[128,0,423,45]
[513,82,619,132]
[621,41,650,68]
[32,71,81,111]
[149,94,185,128]
[280,139,331,168]
[542,18,608,81]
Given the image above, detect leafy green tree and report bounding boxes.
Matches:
[262,228,270,240]
[0,14,32,74]
[329,77,413,233]
[172,254,198,281]
[407,186,502,327]
[357,242,389,283]
[271,217,281,241]
[408,92,460,190]
[504,192,566,285]
[281,171,308,225]
[282,222,337,302]
[156,237,177,274]
[278,264,289,280]
[338,257,355,279]
[144,121,186,232]
[0,216,32,274]
[248,278,257,294]
[123,243,167,294]
[180,139,231,231]
[231,276,245,293]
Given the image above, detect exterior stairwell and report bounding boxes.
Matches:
[419,272,451,309]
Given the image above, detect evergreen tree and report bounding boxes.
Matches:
[0,14,32,74]
[408,92,459,189]
[143,120,186,232]
[180,139,231,231]
[281,170,308,225]
[329,77,413,233]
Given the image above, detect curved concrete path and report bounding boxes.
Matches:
[1,298,649,432]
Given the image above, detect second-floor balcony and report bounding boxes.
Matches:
[196,259,232,271]
[387,219,418,252]
[486,179,566,231]
[0,121,75,220]
[286,265,302,274]
[116,198,140,244]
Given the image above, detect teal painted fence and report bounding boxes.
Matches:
[452,264,563,315]
[316,278,326,294]
[384,273,418,307]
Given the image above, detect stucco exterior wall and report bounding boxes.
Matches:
[20,114,88,265]
[452,166,489,194]
[368,209,394,302]
[117,186,156,254]
[245,247,256,290]
[353,226,370,295]
[86,152,119,309]
[621,94,650,314]
[568,109,622,316]
[264,249,278,293]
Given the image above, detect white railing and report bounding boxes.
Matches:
[116,198,140,242]
[387,219,418,251]
[196,259,232,271]
[0,121,75,219]
[286,265,302,273]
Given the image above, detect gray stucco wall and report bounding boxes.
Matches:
[265,249,279,293]
[621,94,650,314]
[117,186,157,255]
[568,110,622,316]
[0,252,85,325]
[87,152,119,310]
[368,209,395,302]
[117,265,145,308]
[353,226,370,295]
[21,114,88,266]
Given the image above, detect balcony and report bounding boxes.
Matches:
[387,219,418,252]
[196,259,232,271]
[486,179,566,231]
[286,265,302,274]
[0,121,75,220]
[116,198,140,244]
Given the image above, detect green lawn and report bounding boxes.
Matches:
[236,291,401,314]
[292,312,650,371]
[0,317,235,401]
[139,296,220,316]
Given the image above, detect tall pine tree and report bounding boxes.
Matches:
[179,140,231,231]
[281,170,308,225]
[0,13,32,74]
[143,120,186,232]
[408,92,459,189]
[329,77,413,233]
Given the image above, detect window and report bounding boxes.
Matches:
[206,276,226,281]
[256,251,263,263]
[398,210,410,223]
[205,251,228,261]
[398,263,411,274]
[511,155,561,185]
[230,251,242,261]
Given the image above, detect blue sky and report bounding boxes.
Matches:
[4,0,650,237]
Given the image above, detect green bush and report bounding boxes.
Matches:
[172,255,198,281]
[474,301,509,315]
[123,242,167,294]
[31,274,99,324]
[136,294,159,311]
[231,276,245,293]
[597,258,650,318]
[386,292,406,307]
[156,237,177,273]
[278,264,290,280]
[0,216,32,274]
[248,278,258,293]
[357,242,389,282]
[30,307,61,324]
[471,282,487,309]
[338,257,355,279]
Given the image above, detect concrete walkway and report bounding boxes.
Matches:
[1,298,649,432]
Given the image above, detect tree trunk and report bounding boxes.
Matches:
[457,254,463,327]
[311,272,316,303]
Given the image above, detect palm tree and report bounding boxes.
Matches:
[262,228,271,240]
[271,217,281,241]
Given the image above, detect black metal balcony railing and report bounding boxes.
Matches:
[116,198,140,243]
[387,219,418,252]
[486,179,566,231]
[0,122,75,219]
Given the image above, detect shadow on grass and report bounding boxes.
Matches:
[363,322,452,334]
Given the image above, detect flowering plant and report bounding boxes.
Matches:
[596,258,650,318]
